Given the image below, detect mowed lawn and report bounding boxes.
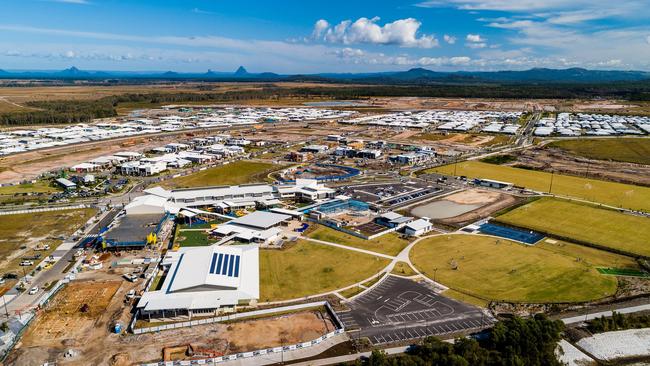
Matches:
[162,160,285,188]
[549,138,650,165]
[305,225,410,256]
[496,198,650,257]
[0,180,61,195]
[259,240,389,302]
[410,234,617,303]
[427,161,650,211]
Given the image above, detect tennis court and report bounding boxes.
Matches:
[478,222,544,245]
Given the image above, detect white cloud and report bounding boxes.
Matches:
[43,0,89,4]
[443,34,457,44]
[312,19,330,38]
[329,47,365,58]
[191,8,215,15]
[467,42,487,49]
[315,17,439,48]
[646,35,650,44]
[466,34,484,43]
[415,0,638,12]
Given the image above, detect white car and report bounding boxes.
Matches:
[28,286,38,295]
[20,260,34,266]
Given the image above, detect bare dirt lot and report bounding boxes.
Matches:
[435,189,521,227]
[9,276,334,366]
[512,147,650,186]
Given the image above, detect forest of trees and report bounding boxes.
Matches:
[356,315,565,366]
[587,311,650,333]
[2,81,650,126]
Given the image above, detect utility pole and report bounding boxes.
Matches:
[2,295,8,318]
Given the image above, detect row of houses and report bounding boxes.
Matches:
[0,106,355,156]
[535,113,650,136]
[342,110,522,134]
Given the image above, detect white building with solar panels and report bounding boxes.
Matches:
[136,244,259,320]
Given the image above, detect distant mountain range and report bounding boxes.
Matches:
[1,66,649,84]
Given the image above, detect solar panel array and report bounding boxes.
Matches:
[209,252,241,277]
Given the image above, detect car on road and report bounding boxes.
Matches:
[20,260,34,266]
[28,286,38,295]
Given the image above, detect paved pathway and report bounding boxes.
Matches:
[300,237,396,260]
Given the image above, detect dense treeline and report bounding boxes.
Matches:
[356,315,564,366]
[2,82,650,126]
[587,311,650,333]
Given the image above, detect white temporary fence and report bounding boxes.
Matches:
[140,329,347,366]
[0,204,90,216]
[133,301,340,334]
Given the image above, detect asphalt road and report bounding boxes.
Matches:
[2,208,117,316]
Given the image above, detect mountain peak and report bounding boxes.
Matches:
[234,66,249,76]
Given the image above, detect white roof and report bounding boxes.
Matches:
[406,218,431,231]
[229,211,291,229]
[138,244,259,312]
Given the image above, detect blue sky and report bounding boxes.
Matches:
[2,0,650,72]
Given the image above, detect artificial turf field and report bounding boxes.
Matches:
[305,225,410,256]
[259,240,389,302]
[496,198,650,257]
[549,138,650,165]
[409,234,618,303]
[162,160,286,188]
[426,161,650,212]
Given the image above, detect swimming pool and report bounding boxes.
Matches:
[478,222,545,245]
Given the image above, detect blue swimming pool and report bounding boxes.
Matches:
[478,222,545,245]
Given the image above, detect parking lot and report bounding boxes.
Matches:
[338,181,431,203]
[338,275,492,345]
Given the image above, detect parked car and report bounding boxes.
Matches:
[20,260,34,266]
[28,286,38,295]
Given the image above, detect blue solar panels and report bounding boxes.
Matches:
[234,255,240,277]
[221,254,230,275]
[227,255,235,277]
[478,223,545,245]
[209,253,218,274]
[209,252,241,278]
[215,253,224,274]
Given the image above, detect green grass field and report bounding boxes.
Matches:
[426,161,650,211]
[549,138,650,165]
[537,239,639,269]
[174,230,214,247]
[597,268,650,278]
[259,240,389,301]
[410,234,618,303]
[305,225,410,256]
[162,160,286,188]
[496,198,650,257]
[391,261,418,276]
[0,180,61,195]
[0,208,96,274]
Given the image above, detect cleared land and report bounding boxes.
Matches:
[496,198,650,257]
[549,138,650,165]
[22,281,121,343]
[259,240,389,302]
[427,161,650,211]
[305,225,409,256]
[0,208,96,275]
[162,161,285,188]
[410,234,618,303]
